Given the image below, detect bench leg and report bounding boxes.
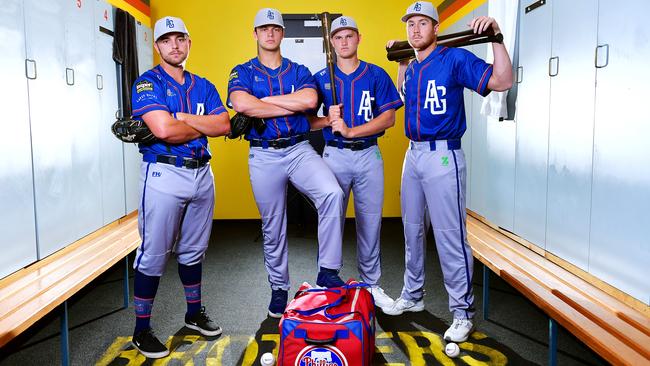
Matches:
[482,264,490,320]
[123,255,130,309]
[61,301,70,366]
[549,318,558,366]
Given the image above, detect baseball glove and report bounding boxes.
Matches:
[228,113,266,139]
[111,118,158,143]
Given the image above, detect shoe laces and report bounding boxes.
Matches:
[452,318,470,329]
[195,306,212,322]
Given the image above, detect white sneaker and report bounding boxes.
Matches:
[366,286,394,309]
[381,297,424,315]
[443,318,475,342]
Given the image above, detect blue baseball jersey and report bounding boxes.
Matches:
[131,65,227,159]
[402,46,493,141]
[227,57,317,140]
[314,61,403,142]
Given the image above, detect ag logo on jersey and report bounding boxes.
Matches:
[357,90,375,122]
[195,103,205,115]
[424,80,446,115]
[296,345,348,366]
[136,80,153,93]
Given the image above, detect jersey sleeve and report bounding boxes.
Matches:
[131,74,169,118]
[454,48,494,97]
[295,64,317,91]
[205,80,227,115]
[373,66,404,114]
[227,64,252,108]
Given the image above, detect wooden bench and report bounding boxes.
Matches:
[0,213,140,365]
[466,211,650,365]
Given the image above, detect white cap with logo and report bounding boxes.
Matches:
[254,8,285,28]
[154,16,189,41]
[402,1,439,23]
[330,15,358,35]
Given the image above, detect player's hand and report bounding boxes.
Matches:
[174,112,189,122]
[469,16,501,36]
[386,39,399,49]
[331,118,352,138]
[328,104,343,123]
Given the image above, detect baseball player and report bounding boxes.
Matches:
[382,1,513,344]
[227,8,346,318]
[129,16,230,358]
[308,16,403,309]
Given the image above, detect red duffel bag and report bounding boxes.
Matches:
[278,281,375,366]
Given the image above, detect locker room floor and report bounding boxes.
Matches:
[0,219,608,365]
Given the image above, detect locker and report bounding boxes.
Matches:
[63,0,104,241]
[590,0,650,304]
[513,0,553,248]
[0,0,38,277]
[545,0,598,271]
[95,0,126,224]
[24,0,73,258]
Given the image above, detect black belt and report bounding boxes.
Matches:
[143,154,209,169]
[326,138,378,151]
[249,134,307,149]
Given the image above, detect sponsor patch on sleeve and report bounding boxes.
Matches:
[229,70,239,81]
[136,80,153,93]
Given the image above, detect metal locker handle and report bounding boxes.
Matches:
[549,56,559,77]
[517,66,523,83]
[595,44,610,68]
[25,59,37,80]
[66,68,75,86]
[96,74,104,90]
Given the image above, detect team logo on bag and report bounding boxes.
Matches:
[296,346,348,366]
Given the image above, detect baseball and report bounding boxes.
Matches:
[445,342,460,358]
[260,352,275,366]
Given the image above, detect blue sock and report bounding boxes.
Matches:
[133,270,160,335]
[178,263,202,316]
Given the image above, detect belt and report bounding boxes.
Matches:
[143,154,210,169]
[409,139,461,151]
[249,134,307,149]
[326,138,378,151]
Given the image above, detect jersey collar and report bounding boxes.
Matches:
[155,64,190,87]
[251,57,289,78]
[334,60,367,80]
[414,45,446,66]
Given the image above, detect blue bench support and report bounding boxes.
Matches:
[60,301,69,366]
[123,255,130,309]
[482,264,490,320]
[549,318,558,366]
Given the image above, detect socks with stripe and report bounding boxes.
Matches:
[133,270,160,335]
[178,262,202,316]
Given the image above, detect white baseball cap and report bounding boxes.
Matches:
[153,16,189,41]
[330,16,358,35]
[402,1,439,23]
[254,8,285,28]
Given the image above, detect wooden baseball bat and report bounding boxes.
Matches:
[386,29,503,62]
[320,12,342,136]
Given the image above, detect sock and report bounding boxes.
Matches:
[133,270,160,335]
[178,262,202,316]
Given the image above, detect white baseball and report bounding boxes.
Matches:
[260,352,275,366]
[445,342,460,358]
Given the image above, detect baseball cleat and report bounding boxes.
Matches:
[366,286,395,309]
[443,318,475,342]
[185,306,222,337]
[132,328,169,359]
[268,289,288,318]
[381,296,424,315]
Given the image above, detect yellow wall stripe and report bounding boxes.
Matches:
[106,0,151,27]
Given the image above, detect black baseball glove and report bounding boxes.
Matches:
[228,113,266,139]
[111,118,158,144]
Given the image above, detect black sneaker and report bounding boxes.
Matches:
[185,306,223,336]
[132,328,169,359]
[316,267,345,288]
[268,289,288,318]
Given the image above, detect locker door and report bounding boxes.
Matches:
[95,0,126,223]
[24,0,72,258]
[64,0,104,240]
[513,0,552,248]
[0,0,38,277]
[545,0,598,271]
[590,1,650,304]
